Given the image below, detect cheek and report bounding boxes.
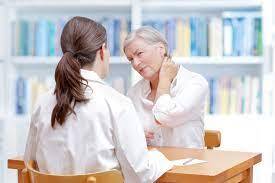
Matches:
[146,53,162,69]
[142,52,154,65]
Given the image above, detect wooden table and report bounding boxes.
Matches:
[8,147,261,183]
[155,147,261,183]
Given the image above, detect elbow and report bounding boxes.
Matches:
[154,112,187,128]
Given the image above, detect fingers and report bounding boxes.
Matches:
[162,55,173,64]
[162,56,169,63]
[166,55,177,66]
[145,131,154,140]
[155,120,161,125]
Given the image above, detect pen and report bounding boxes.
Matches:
[182,158,195,165]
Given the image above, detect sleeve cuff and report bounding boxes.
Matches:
[148,149,173,178]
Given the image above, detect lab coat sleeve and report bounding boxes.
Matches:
[152,78,208,128]
[24,106,41,164]
[112,101,173,183]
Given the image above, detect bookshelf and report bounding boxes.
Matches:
[1,0,274,182]
[2,0,271,125]
[141,0,261,11]
[11,56,129,65]
[10,0,131,9]
[173,56,263,65]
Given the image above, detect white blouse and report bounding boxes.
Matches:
[128,66,208,148]
[24,69,172,183]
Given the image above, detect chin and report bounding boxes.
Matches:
[141,72,156,81]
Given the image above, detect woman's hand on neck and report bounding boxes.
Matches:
[153,57,179,103]
[150,73,159,91]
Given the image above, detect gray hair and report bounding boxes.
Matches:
[123,26,168,54]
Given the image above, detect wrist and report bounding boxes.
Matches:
[158,78,172,88]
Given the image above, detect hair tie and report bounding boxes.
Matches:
[64,51,74,56]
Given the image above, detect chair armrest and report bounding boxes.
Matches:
[204,130,221,149]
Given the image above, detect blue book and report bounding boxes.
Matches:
[190,17,198,56]
[113,19,121,56]
[48,20,56,56]
[16,77,26,114]
[243,18,253,56]
[101,18,115,56]
[166,19,176,55]
[197,18,202,56]
[198,17,208,56]
[231,18,238,56]
[35,19,49,56]
[237,18,245,56]
[27,21,35,56]
[202,18,208,56]
[195,17,201,56]
[127,19,131,33]
[209,78,216,114]
[19,20,29,56]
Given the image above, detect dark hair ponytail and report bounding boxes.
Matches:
[51,16,107,128]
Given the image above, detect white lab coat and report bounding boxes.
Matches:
[24,69,172,183]
[128,66,208,148]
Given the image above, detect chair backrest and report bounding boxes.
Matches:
[22,160,124,183]
[204,130,221,149]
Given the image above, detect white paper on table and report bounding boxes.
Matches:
[171,158,207,166]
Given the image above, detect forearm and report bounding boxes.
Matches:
[154,78,171,103]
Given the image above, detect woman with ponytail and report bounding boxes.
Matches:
[24,17,172,183]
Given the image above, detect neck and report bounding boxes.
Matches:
[82,60,103,78]
[82,64,93,71]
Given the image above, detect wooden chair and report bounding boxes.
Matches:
[21,160,124,183]
[204,130,221,149]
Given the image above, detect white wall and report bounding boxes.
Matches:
[205,115,273,183]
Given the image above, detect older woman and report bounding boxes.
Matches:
[124,26,209,148]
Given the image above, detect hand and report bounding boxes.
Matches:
[145,131,154,144]
[155,119,161,125]
[159,56,179,83]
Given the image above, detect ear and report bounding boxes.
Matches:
[99,43,106,61]
[157,43,166,58]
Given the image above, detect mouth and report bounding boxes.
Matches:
[138,66,146,73]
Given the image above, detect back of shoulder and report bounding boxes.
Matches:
[32,89,56,113]
[102,84,133,108]
[27,90,55,126]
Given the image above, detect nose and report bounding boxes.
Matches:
[132,57,141,68]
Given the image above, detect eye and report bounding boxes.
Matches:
[137,52,143,56]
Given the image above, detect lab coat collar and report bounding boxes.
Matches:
[80,69,106,85]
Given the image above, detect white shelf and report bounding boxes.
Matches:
[205,114,263,119]
[9,114,30,122]
[142,0,262,11]
[11,56,129,65]
[174,56,263,65]
[9,1,131,11]
[11,56,263,66]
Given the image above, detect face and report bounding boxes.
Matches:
[124,38,165,81]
